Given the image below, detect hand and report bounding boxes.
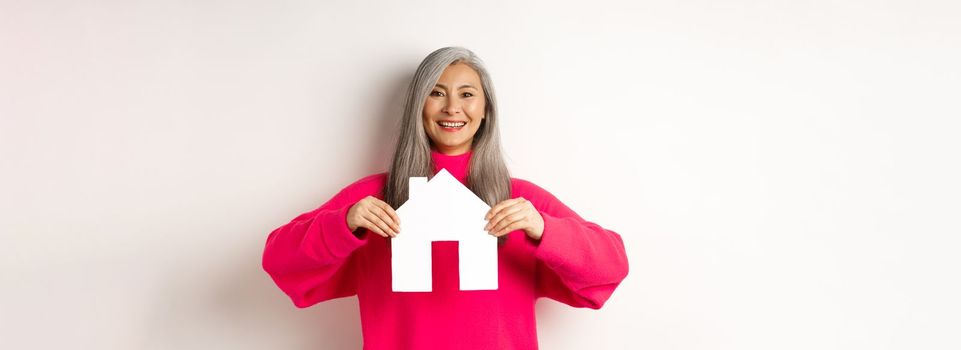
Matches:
[347,196,401,238]
[484,197,544,240]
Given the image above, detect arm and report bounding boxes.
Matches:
[261,176,380,308]
[517,180,630,309]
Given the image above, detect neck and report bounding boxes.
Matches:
[430,146,472,185]
[433,143,472,156]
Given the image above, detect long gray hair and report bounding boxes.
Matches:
[383,47,512,215]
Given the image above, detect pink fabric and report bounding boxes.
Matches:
[262,148,629,349]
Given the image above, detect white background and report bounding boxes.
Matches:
[2,1,960,349]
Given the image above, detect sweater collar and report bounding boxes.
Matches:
[430,147,471,185]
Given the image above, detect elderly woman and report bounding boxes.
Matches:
[262,47,629,349]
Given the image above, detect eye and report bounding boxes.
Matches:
[430,90,444,97]
[462,92,474,97]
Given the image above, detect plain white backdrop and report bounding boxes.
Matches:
[2,0,960,349]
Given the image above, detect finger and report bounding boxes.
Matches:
[374,199,400,225]
[486,197,525,220]
[366,212,396,237]
[491,210,526,234]
[361,217,389,238]
[370,205,399,235]
[485,203,524,230]
[487,203,525,232]
[373,200,401,231]
[493,219,524,237]
[485,198,515,219]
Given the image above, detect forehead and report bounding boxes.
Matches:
[436,63,481,86]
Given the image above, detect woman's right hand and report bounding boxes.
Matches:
[346,196,401,238]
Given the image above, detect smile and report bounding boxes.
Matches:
[437,121,467,129]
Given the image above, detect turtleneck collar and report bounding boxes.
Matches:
[430,147,472,185]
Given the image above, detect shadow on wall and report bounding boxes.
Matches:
[141,239,363,349]
[361,71,414,171]
[140,70,413,349]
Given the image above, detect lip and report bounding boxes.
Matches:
[436,120,467,132]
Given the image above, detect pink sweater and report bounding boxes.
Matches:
[262,148,629,349]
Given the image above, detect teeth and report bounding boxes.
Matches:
[439,121,466,127]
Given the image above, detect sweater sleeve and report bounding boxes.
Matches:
[261,176,380,308]
[516,180,630,309]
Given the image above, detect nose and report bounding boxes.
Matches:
[442,96,462,114]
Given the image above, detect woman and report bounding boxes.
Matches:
[262,47,629,349]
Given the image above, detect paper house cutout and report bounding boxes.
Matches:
[391,168,498,292]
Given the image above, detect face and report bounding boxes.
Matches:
[422,62,486,155]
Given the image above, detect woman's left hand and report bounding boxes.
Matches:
[484,197,545,240]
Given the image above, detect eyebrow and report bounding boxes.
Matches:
[434,83,477,90]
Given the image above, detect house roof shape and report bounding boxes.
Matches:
[394,168,492,241]
[391,168,498,292]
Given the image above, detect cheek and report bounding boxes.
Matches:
[466,100,486,115]
[423,100,441,117]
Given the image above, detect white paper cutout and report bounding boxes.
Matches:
[391,168,498,292]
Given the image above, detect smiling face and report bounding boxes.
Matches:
[422,62,486,155]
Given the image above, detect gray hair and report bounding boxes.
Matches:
[383,47,512,225]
